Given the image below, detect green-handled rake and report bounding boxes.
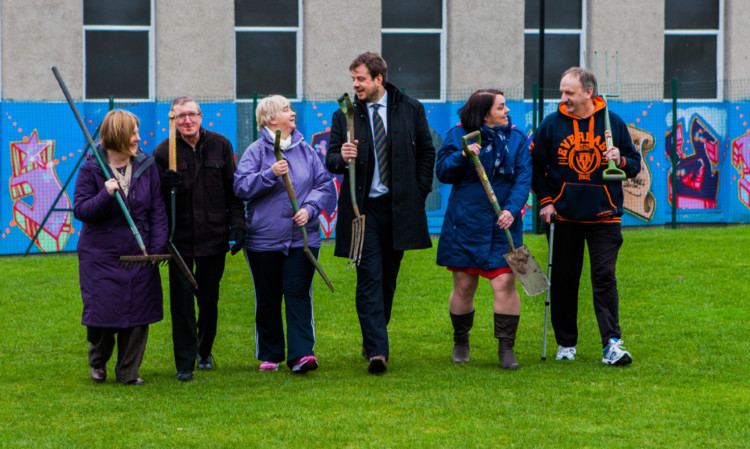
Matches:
[52,66,197,289]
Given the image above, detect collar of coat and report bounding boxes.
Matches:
[90,144,152,178]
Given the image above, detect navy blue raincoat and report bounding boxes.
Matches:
[436,119,531,270]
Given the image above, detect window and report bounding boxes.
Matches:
[83,0,154,100]
[235,0,302,100]
[524,0,585,99]
[381,0,446,100]
[664,0,723,99]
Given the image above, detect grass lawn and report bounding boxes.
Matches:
[1,226,748,448]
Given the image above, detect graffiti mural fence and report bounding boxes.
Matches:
[2,82,749,256]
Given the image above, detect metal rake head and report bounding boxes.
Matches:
[593,51,620,100]
[118,254,171,268]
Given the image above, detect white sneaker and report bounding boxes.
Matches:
[602,338,632,366]
[556,346,576,360]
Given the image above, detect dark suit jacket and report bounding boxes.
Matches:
[326,83,435,256]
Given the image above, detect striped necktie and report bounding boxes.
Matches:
[371,104,389,187]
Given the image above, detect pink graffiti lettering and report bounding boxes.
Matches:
[10,130,73,252]
[731,134,750,208]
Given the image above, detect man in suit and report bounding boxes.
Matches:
[326,52,435,374]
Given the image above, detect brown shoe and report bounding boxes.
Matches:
[368,356,387,374]
[90,367,106,383]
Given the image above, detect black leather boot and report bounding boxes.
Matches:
[450,310,474,362]
[494,313,520,370]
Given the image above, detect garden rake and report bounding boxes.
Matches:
[595,51,627,181]
[161,111,199,289]
[336,93,365,269]
[272,130,334,292]
[52,66,195,285]
[461,131,549,296]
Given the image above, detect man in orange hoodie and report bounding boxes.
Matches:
[531,67,641,366]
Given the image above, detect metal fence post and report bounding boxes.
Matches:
[671,77,678,229]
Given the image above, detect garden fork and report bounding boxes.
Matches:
[337,93,365,269]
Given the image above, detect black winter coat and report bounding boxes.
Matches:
[154,128,245,257]
[326,83,435,256]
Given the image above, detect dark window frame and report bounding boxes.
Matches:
[381,0,446,101]
[664,0,723,100]
[82,0,154,100]
[234,0,302,101]
[523,0,586,100]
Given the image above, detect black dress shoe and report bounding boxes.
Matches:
[90,367,106,383]
[197,354,214,370]
[176,371,194,382]
[127,377,145,385]
[367,356,387,374]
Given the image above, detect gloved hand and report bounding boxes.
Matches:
[229,227,246,255]
[162,169,182,191]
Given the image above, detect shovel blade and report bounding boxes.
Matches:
[503,244,550,296]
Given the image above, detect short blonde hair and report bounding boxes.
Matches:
[256,95,291,130]
[100,109,140,155]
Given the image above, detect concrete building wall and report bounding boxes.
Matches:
[304,0,381,100]
[447,0,525,100]
[724,0,750,85]
[2,1,749,101]
[2,0,82,100]
[587,0,664,100]
[155,0,235,100]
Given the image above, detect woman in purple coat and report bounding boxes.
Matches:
[74,109,168,385]
[234,95,335,373]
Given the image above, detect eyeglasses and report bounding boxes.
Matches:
[175,112,201,121]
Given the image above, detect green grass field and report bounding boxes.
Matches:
[1,226,748,448]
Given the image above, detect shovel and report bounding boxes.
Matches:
[461,131,549,297]
[52,66,176,270]
[272,130,334,293]
[336,93,365,269]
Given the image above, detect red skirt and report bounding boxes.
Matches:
[447,266,512,280]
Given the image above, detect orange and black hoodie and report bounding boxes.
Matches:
[530,97,641,224]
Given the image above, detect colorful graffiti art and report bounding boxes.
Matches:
[624,125,656,221]
[9,130,73,252]
[309,129,339,238]
[731,133,750,209]
[665,115,720,209]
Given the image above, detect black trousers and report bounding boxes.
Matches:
[87,325,148,383]
[168,253,226,372]
[245,247,317,364]
[548,221,623,348]
[356,195,404,360]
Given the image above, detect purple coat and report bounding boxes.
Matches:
[74,148,168,328]
[233,128,335,253]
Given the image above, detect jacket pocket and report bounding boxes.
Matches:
[554,182,617,221]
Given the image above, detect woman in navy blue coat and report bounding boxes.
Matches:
[436,89,531,369]
[74,109,168,385]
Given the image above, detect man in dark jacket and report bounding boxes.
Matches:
[531,67,641,366]
[154,97,245,382]
[326,52,435,374]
